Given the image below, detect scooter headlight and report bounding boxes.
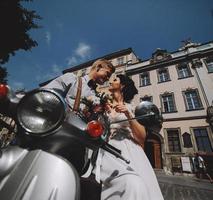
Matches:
[17,89,66,136]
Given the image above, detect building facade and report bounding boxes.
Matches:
[126,41,213,174]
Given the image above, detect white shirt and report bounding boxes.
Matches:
[43,73,95,108]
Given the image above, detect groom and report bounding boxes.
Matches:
[43,59,115,172]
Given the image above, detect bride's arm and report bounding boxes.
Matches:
[114,104,146,145]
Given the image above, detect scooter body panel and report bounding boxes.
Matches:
[0,147,80,200]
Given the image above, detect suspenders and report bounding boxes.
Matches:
[72,77,82,112]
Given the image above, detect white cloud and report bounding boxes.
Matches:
[52,64,61,73]
[75,43,91,59]
[45,31,51,45]
[66,42,92,66]
[36,64,62,82]
[67,56,78,66]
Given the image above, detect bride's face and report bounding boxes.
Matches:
[109,76,123,92]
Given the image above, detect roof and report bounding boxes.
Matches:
[63,47,134,73]
[126,42,213,75]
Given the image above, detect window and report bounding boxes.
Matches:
[158,68,170,83]
[140,96,153,102]
[161,93,176,113]
[183,89,203,110]
[177,63,191,78]
[167,129,181,152]
[117,57,124,65]
[193,128,212,152]
[182,132,193,148]
[156,54,164,61]
[205,57,213,73]
[139,72,150,87]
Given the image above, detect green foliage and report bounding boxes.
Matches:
[0,0,41,64]
[0,66,8,84]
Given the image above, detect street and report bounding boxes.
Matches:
[156,171,213,200]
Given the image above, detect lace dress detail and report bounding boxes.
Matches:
[94,103,164,200]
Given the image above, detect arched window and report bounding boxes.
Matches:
[182,132,192,148]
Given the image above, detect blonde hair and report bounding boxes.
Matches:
[91,59,115,73]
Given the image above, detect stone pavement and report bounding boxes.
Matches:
[155,171,213,200]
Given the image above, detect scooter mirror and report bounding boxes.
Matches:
[135,101,163,133]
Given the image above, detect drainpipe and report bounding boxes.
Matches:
[191,59,210,107]
[124,60,132,74]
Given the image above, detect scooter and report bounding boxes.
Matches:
[0,84,162,200]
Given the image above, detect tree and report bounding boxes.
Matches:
[0,67,8,84]
[0,0,41,64]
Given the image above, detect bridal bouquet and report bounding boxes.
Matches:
[80,92,112,122]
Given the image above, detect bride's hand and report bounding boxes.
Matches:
[114,104,132,118]
[105,103,112,113]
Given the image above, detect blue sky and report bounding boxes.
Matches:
[4,0,213,90]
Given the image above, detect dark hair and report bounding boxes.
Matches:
[117,74,138,103]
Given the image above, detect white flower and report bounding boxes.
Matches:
[93,96,101,105]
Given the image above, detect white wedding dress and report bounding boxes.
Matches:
[94,104,164,200]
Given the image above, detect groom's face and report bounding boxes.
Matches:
[94,66,113,85]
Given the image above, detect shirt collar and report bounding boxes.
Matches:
[83,75,97,91]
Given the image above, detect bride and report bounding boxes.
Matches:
[93,74,164,200]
